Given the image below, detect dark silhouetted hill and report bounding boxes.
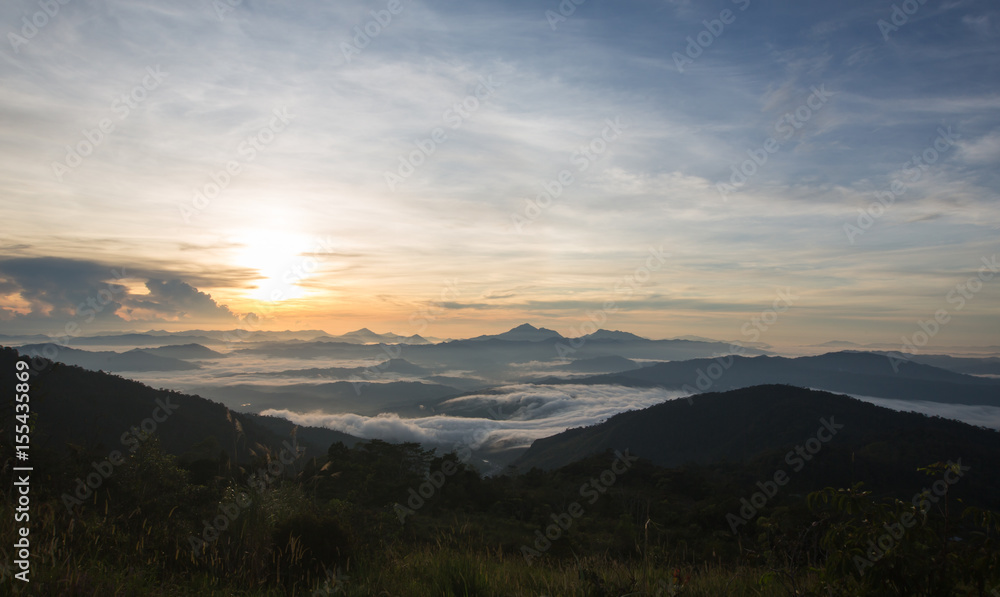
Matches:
[513,384,1000,508]
[2,346,359,462]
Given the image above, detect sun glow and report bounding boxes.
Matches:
[232,229,316,302]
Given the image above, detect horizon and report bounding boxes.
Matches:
[4,321,999,353]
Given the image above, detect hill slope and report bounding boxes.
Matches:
[513,384,1000,507]
[2,346,359,462]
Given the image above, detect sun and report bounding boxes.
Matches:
[232,229,316,303]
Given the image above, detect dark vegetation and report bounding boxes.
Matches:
[514,385,1000,501]
[2,347,999,595]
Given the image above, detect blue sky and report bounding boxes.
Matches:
[0,0,997,346]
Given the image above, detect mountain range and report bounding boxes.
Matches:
[318,328,431,345]
[547,351,1000,406]
[16,344,201,372]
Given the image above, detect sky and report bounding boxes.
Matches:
[0,0,998,347]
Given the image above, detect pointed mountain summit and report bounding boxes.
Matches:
[470,323,564,342]
[344,327,377,337]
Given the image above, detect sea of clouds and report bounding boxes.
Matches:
[262,384,688,450]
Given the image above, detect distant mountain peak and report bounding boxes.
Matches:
[582,329,648,341]
[499,323,561,337]
[469,323,563,342]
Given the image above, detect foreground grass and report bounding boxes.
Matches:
[0,494,810,596]
[335,548,813,597]
[3,537,812,597]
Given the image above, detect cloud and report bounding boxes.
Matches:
[0,257,126,321]
[262,384,688,451]
[845,392,1000,431]
[958,130,1000,165]
[265,387,1000,459]
[0,257,240,332]
[129,278,237,320]
[480,285,533,300]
